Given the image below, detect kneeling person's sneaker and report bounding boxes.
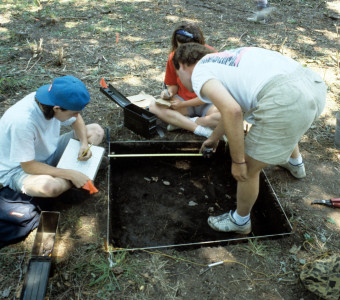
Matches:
[279,162,306,179]
[208,211,251,234]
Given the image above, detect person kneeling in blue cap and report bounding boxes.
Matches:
[0,76,104,198]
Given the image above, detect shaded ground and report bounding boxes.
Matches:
[0,0,339,299]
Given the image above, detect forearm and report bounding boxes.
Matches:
[21,160,90,188]
[223,110,245,163]
[182,97,205,107]
[21,160,74,181]
[210,119,225,141]
[72,115,88,146]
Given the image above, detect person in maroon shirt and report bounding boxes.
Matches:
[149,23,220,138]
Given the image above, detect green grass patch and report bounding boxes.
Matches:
[242,238,270,257]
[70,249,146,298]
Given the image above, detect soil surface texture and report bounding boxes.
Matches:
[0,0,339,299]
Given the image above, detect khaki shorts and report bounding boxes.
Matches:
[245,67,327,165]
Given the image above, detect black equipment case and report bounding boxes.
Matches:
[100,84,158,138]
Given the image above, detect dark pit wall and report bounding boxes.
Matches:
[108,141,292,249]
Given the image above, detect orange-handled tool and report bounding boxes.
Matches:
[311,198,340,208]
[82,180,98,194]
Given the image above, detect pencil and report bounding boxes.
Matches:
[163,82,170,98]
[78,143,93,160]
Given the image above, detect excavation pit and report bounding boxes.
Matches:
[109,141,292,250]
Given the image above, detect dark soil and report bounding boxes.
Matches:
[0,0,339,299]
[110,141,291,249]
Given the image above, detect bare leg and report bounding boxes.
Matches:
[149,100,198,132]
[22,175,72,198]
[290,144,300,159]
[195,106,221,128]
[207,154,267,233]
[236,155,267,216]
[74,123,104,145]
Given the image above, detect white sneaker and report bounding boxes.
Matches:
[167,123,179,131]
[279,162,306,179]
[189,116,198,123]
[194,125,213,138]
[208,211,252,234]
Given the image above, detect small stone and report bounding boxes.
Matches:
[112,266,124,275]
[144,177,151,182]
[208,207,214,213]
[188,201,198,206]
[151,176,158,182]
[204,195,208,199]
[1,288,10,298]
[163,180,170,186]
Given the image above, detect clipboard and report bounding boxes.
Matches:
[57,139,105,181]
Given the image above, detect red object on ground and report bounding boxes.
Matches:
[100,77,108,89]
[82,180,98,194]
[311,198,340,208]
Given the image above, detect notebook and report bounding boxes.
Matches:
[57,138,105,181]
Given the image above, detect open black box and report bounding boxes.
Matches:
[108,141,293,250]
[100,84,158,138]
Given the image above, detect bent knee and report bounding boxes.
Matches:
[40,179,66,197]
[87,123,104,145]
[23,176,67,198]
[148,101,160,114]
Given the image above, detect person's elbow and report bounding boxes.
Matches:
[220,104,243,121]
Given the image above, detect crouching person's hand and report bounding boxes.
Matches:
[67,170,90,188]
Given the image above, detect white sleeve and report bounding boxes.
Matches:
[192,65,216,103]
[61,117,76,126]
[9,120,36,163]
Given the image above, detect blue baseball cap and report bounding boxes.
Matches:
[36,76,90,111]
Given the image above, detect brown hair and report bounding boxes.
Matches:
[35,98,67,120]
[172,43,214,70]
[171,23,205,52]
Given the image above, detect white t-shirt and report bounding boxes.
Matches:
[0,92,74,186]
[192,47,300,122]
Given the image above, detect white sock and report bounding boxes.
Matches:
[194,125,213,138]
[232,210,250,225]
[189,117,198,123]
[289,154,303,165]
